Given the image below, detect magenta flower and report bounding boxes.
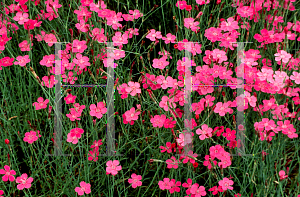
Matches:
[23,131,39,144]
[33,97,49,110]
[158,178,173,190]
[41,75,57,88]
[89,102,107,119]
[40,54,55,67]
[190,183,206,196]
[166,156,180,169]
[176,1,187,9]
[75,181,91,196]
[90,139,103,149]
[218,177,234,191]
[69,128,84,138]
[64,94,76,104]
[220,17,239,32]
[0,165,16,182]
[72,39,87,53]
[150,114,167,128]
[128,173,142,188]
[16,173,33,190]
[0,190,3,197]
[279,170,288,180]
[106,160,122,176]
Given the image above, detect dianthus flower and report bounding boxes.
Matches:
[75,181,91,196]
[89,102,107,119]
[33,97,49,110]
[150,114,167,128]
[218,177,234,191]
[16,173,33,190]
[128,174,142,188]
[106,160,122,176]
[0,165,16,182]
[23,131,39,144]
[146,29,162,41]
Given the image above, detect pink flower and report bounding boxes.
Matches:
[90,102,107,119]
[124,107,140,122]
[128,173,142,188]
[196,0,210,5]
[166,156,180,169]
[88,148,99,161]
[169,179,181,194]
[190,183,206,196]
[112,32,128,47]
[184,18,200,32]
[162,33,176,44]
[211,49,227,64]
[19,40,32,51]
[33,97,49,110]
[290,71,300,84]
[43,33,57,47]
[41,75,56,88]
[0,165,16,182]
[205,27,222,42]
[176,132,193,147]
[159,96,176,111]
[150,114,166,128]
[72,39,87,53]
[176,1,187,9]
[218,177,234,191]
[14,55,31,67]
[125,81,141,96]
[279,170,288,180]
[0,190,3,197]
[196,124,213,140]
[66,132,79,144]
[106,160,122,176]
[64,94,76,104]
[70,128,84,138]
[13,12,29,25]
[152,57,169,70]
[146,29,162,41]
[40,54,55,67]
[23,131,39,144]
[90,139,103,149]
[75,181,91,196]
[274,50,292,63]
[214,102,232,116]
[220,17,239,32]
[158,178,173,190]
[208,185,223,195]
[16,173,33,190]
[73,53,90,69]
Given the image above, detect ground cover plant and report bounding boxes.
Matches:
[0,0,300,196]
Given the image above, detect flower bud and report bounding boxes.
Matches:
[5,139,9,144]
